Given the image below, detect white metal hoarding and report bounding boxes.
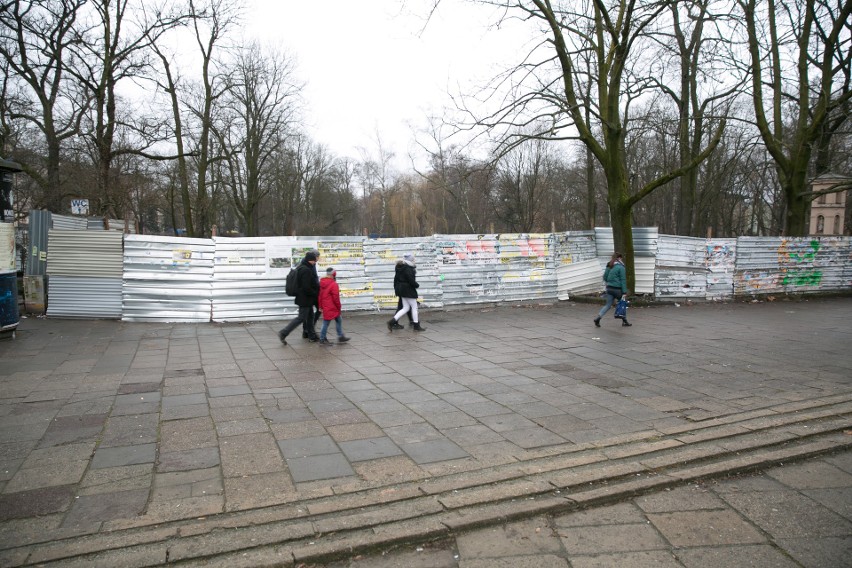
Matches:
[122,235,214,322]
[553,231,599,299]
[436,233,556,305]
[734,236,851,296]
[21,229,852,323]
[365,237,441,310]
[594,227,658,295]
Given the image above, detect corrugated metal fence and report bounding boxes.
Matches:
[37,230,852,321]
[45,230,124,318]
[596,227,658,294]
[732,236,851,296]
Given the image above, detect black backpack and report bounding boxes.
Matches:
[285,267,298,296]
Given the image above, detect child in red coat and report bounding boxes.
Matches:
[318,267,350,344]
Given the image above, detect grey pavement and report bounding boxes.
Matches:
[0,297,850,567]
[321,450,852,568]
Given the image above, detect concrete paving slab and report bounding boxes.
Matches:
[0,298,850,565]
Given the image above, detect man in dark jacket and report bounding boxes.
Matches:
[278,251,320,344]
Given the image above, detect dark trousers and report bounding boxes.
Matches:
[281,304,317,339]
[304,305,320,334]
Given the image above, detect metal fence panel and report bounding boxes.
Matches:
[122,235,214,322]
[595,227,657,294]
[46,276,122,319]
[43,230,124,319]
[733,236,852,296]
[556,259,605,299]
[213,236,286,322]
[26,210,50,276]
[655,236,708,299]
[434,233,556,305]
[87,217,106,230]
[705,239,737,299]
[46,230,124,278]
[595,227,658,257]
[52,214,88,230]
[797,237,851,291]
[318,237,373,312]
[553,231,598,264]
[553,231,600,300]
[365,238,441,309]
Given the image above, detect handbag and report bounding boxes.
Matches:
[614,298,629,319]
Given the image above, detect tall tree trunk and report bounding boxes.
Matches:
[585,145,596,229]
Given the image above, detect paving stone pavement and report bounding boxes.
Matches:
[319,449,852,568]
[0,297,850,567]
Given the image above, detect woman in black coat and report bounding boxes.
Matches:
[387,254,425,332]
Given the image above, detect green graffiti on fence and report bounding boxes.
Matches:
[788,240,820,263]
[780,239,823,287]
[782,269,823,286]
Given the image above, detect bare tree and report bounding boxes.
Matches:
[359,133,399,236]
[494,135,554,232]
[68,0,188,218]
[152,0,240,237]
[215,43,300,236]
[448,0,726,291]
[311,156,359,234]
[415,117,482,233]
[739,0,852,235]
[0,0,89,212]
[268,134,336,235]
[652,0,742,236]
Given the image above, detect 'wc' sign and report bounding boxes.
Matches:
[70,199,89,215]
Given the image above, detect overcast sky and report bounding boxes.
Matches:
[245,0,529,169]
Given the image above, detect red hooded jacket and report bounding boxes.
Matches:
[318,276,341,320]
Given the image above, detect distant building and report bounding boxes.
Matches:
[808,173,849,236]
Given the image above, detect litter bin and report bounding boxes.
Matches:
[0,270,19,338]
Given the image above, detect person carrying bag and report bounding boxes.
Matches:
[594,252,632,328]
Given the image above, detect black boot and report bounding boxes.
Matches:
[622,320,632,327]
[387,318,397,332]
[594,317,601,327]
[392,321,405,330]
[413,322,425,332]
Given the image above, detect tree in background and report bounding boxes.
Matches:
[454,0,727,291]
[69,0,189,219]
[654,0,742,236]
[739,0,852,236]
[358,134,400,237]
[493,135,555,232]
[153,0,240,237]
[0,0,89,212]
[214,43,301,236]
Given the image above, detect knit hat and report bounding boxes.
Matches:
[403,253,415,262]
[304,251,317,262]
[326,267,336,276]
